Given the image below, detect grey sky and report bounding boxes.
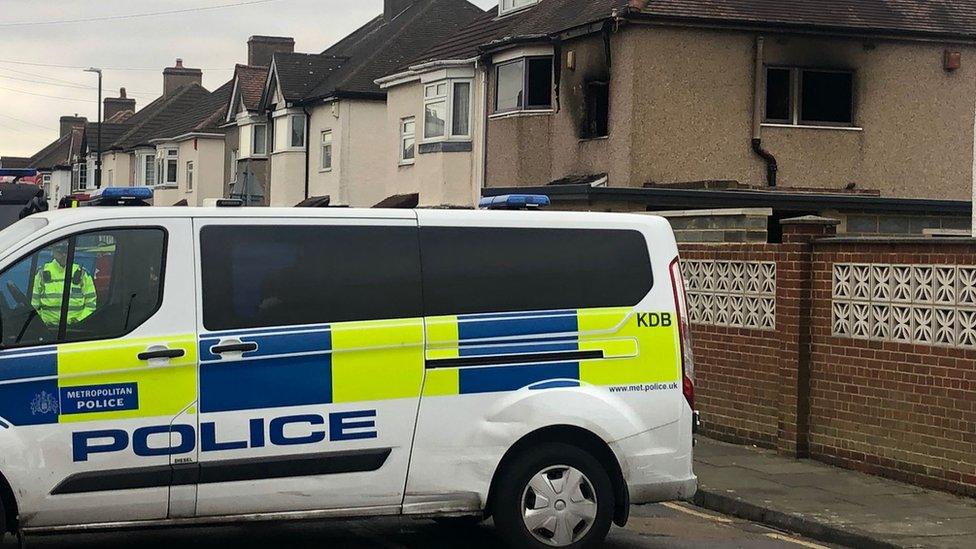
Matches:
[0,0,497,158]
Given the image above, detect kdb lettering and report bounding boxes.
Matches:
[637,313,671,328]
[71,409,378,462]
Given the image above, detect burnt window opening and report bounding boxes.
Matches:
[494,56,554,113]
[582,80,609,139]
[764,67,855,127]
[765,68,792,123]
[801,70,854,125]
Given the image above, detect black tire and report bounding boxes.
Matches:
[0,497,5,540]
[492,442,614,549]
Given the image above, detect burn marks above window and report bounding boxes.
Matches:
[764,66,855,127]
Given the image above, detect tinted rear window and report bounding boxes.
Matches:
[200,225,422,331]
[420,227,652,316]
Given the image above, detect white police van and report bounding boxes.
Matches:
[0,189,697,548]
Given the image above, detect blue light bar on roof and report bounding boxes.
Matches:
[479,194,551,210]
[90,186,154,201]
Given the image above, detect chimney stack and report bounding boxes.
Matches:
[247,36,295,67]
[163,58,203,95]
[104,87,136,121]
[59,115,87,137]
[384,0,413,20]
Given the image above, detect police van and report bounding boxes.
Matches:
[0,190,697,548]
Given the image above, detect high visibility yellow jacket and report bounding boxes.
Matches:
[30,260,97,326]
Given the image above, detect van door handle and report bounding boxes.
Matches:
[137,348,186,361]
[211,342,258,355]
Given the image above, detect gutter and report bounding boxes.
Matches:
[619,11,976,46]
[375,58,479,88]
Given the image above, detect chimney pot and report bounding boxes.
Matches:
[163,59,203,95]
[119,87,127,98]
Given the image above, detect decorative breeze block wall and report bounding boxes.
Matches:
[832,264,976,347]
[682,260,776,330]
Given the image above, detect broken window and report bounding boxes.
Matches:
[582,80,610,138]
[764,66,855,126]
[494,56,553,113]
[764,68,792,123]
[801,70,854,125]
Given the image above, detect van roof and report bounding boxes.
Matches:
[29,206,671,231]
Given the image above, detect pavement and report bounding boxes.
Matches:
[693,437,976,549]
[4,502,836,548]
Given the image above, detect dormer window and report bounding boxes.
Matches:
[500,0,539,16]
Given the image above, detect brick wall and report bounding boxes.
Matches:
[680,245,781,447]
[808,241,976,496]
[681,220,976,497]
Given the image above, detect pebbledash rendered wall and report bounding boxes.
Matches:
[680,217,976,497]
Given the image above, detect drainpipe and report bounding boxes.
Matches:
[480,57,491,201]
[752,35,777,187]
[302,104,311,200]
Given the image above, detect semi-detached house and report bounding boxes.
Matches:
[259,0,484,207]
[376,0,976,235]
[92,60,232,205]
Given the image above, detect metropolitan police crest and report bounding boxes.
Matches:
[30,391,60,416]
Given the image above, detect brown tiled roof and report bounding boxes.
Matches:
[271,0,484,103]
[81,122,132,154]
[407,0,627,66]
[234,64,270,111]
[271,53,348,102]
[109,81,231,149]
[29,128,84,170]
[0,157,31,169]
[105,110,135,124]
[409,0,976,69]
[635,0,976,40]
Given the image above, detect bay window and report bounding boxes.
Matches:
[494,56,553,113]
[423,80,472,141]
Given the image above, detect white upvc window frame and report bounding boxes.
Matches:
[136,150,156,186]
[422,79,473,143]
[320,130,333,172]
[185,160,194,193]
[272,108,305,153]
[499,0,539,16]
[155,147,179,188]
[399,116,416,166]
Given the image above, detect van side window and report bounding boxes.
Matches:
[0,228,166,348]
[200,225,423,331]
[420,227,652,316]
